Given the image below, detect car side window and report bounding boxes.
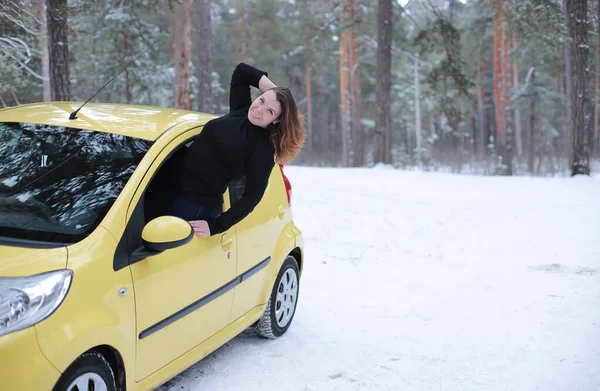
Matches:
[115,138,227,270]
[144,140,231,223]
[143,146,187,223]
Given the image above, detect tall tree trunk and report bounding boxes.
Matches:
[457,95,465,171]
[528,49,536,174]
[236,0,248,63]
[46,0,70,101]
[567,0,591,175]
[375,0,392,164]
[303,0,313,157]
[476,30,486,161]
[290,56,296,100]
[169,2,176,101]
[595,1,600,155]
[39,0,50,101]
[174,0,192,110]
[304,56,313,155]
[339,0,352,166]
[92,35,96,94]
[559,69,564,94]
[414,54,421,162]
[315,43,323,161]
[563,0,573,157]
[194,0,212,112]
[512,31,522,156]
[349,0,362,166]
[120,0,131,104]
[123,28,132,104]
[492,0,506,150]
[492,0,513,174]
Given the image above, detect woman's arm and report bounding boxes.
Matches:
[205,148,274,235]
[229,63,269,112]
[258,74,277,93]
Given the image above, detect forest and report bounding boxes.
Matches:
[1,0,598,176]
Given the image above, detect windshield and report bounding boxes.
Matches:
[0,122,152,244]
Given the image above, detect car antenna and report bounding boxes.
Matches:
[69,41,156,120]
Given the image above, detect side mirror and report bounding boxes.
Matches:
[141,216,194,252]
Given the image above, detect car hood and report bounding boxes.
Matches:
[0,244,67,277]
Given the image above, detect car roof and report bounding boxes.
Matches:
[0,102,217,141]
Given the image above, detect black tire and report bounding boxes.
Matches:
[255,256,300,339]
[53,351,116,391]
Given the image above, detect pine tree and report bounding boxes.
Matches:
[194,0,213,113]
[567,0,591,175]
[47,0,70,101]
[173,0,192,110]
[375,0,392,164]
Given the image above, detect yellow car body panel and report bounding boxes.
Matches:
[229,167,289,321]
[0,103,304,391]
[253,221,303,312]
[0,245,67,277]
[123,128,237,381]
[0,327,61,390]
[33,225,137,389]
[137,305,266,391]
[0,102,214,140]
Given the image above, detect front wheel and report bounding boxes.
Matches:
[53,352,116,391]
[255,256,300,339]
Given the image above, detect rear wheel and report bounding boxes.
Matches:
[255,256,300,339]
[53,351,116,391]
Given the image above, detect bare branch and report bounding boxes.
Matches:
[0,36,31,61]
[5,55,46,80]
[0,12,40,35]
[0,37,47,80]
[535,86,567,101]
[0,0,42,35]
[7,0,41,24]
[511,66,536,101]
[11,89,20,106]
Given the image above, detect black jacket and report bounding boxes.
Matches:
[179,63,276,235]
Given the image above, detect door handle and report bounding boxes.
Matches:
[278,205,286,219]
[221,233,233,250]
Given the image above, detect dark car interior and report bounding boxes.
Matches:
[143,140,247,225]
[143,144,187,224]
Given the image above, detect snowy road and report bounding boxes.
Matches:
[157,167,600,391]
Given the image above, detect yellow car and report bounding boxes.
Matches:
[0,102,304,391]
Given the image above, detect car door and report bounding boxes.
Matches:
[228,166,289,322]
[127,133,237,381]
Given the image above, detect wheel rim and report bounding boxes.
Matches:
[66,372,108,391]
[275,267,298,328]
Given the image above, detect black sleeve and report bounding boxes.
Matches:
[206,148,275,235]
[229,63,268,113]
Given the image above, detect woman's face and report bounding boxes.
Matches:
[248,89,282,128]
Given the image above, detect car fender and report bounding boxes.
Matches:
[256,221,301,305]
[34,227,135,389]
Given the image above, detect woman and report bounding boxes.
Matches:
[169,62,305,237]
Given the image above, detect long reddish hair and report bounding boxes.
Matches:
[268,87,306,164]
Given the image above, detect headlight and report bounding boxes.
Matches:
[0,270,72,337]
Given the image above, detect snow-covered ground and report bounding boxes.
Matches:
[157,167,600,391]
